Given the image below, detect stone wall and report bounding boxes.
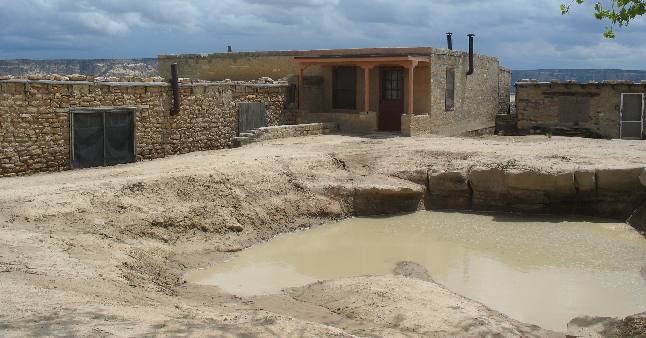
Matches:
[516,81,646,139]
[0,79,291,176]
[234,123,337,146]
[158,47,438,81]
[403,52,501,136]
[298,111,378,134]
[499,67,512,114]
[423,166,646,221]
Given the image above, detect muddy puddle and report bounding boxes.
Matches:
[187,211,646,331]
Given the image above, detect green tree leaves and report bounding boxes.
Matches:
[561,0,646,38]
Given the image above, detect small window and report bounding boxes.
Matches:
[333,66,357,109]
[382,70,403,101]
[445,67,455,111]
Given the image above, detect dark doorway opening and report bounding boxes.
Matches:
[379,68,404,131]
[72,109,135,169]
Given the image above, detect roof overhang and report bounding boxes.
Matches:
[295,54,430,68]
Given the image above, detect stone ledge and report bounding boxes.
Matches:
[234,123,338,147]
[0,79,288,88]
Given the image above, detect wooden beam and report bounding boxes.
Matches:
[294,56,430,65]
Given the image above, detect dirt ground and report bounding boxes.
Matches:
[1,134,645,337]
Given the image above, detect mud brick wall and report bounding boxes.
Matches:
[0,80,291,176]
[516,81,646,139]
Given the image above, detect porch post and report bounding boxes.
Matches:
[407,61,418,114]
[361,64,373,113]
[298,65,304,110]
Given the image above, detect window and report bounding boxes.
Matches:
[382,70,403,101]
[333,66,357,109]
[445,67,455,111]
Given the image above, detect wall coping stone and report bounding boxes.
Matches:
[515,81,646,87]
[0,79,288,88]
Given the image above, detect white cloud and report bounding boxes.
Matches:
[0,0,644,69]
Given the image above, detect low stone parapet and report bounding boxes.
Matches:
[426,166,646,226]
[233,123,337,147]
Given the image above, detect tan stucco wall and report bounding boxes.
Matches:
[516,82,646,139]
[158,47,437,81]
[425,52,501,136]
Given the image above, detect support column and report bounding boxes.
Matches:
[298,65,304,110]
[361,64,374,113]
[407,61,418,115]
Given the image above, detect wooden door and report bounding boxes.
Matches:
[379,68,404,131]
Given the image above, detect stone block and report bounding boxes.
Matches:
[428,171,471,210]
[553,171,576,198]
[506,170,555,191]
[597,167,645,193]
[574,170,596,193]
[468,167,506,193]
[468,167,508,210]
[353,177,426,216]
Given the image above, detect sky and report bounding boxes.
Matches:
[0,0,645,69]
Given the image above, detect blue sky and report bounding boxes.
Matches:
[0,0,645,69]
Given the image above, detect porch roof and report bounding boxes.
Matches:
[296,54,428,116]
[294,54,430,66]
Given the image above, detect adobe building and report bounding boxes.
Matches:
[516,80,646,139]
[0,38,511,177]
[159,39,511,136]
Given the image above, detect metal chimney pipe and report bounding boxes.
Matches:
[446,32,453,50]
[466,34,475,76]
[170,63,180,116]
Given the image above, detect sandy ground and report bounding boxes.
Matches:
[1,134,645,337]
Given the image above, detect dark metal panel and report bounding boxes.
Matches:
[73,112,104,169]
[72,109,135,169]
[105,110,135,166]
[622,94,643,121]
[238,102,267,134]
[621,122,643,139]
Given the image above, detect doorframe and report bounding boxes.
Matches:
[619,93,644,139]
[378,66,405,131]
[69,107,137,168]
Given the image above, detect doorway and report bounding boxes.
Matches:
[379,68,404,131]
[620,93,644,139]
[71,109,135,168]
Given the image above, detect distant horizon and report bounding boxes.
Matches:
[1,57,646,72]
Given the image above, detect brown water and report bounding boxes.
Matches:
[187,211,646,331]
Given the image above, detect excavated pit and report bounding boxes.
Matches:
[187,211,646,332]
[1,135,646,337]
